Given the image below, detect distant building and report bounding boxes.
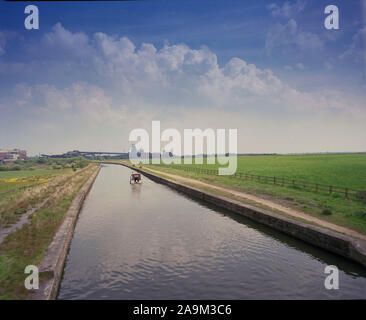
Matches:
[0,149,27,163]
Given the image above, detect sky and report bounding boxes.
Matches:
[0,0,365,156]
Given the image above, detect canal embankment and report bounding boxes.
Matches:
[120,163,366,268]
[29,164,101,300]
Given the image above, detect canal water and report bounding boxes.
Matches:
[58,164,366,299]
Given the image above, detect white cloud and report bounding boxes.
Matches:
[265,19,323,55]
[339,27,366,62]
[42,23,92,58]
[284,63,305,71]
[324,61,333,70]
[3,23,363,118]
[0,33,6,55]
[0,31,16,56]
[1,23,366,154]
[267,0,306,18]
[8,82,127,126]
[2,23,364,117]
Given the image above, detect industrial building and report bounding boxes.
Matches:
[0,149,27,164]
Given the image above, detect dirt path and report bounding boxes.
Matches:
[146,167,366,241]
[0,197,50,245]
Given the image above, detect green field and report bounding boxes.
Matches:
[159,153,366,189]
[0,169,69,180]
[0,158,89,194]
[0,169,71,194]
[124,153,366,234]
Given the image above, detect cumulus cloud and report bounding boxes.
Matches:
[6,82,127,126]
[1,23,366,154]
[265,19,323,55]
[2,23,364,117]
[91,32,218,96]
[41,23,92,58]
[267,0,306,18]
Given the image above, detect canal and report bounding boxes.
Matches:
[58,164,366,299]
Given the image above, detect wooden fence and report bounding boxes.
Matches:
[151,164,366,201]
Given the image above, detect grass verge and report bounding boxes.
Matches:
[0,164,99,300]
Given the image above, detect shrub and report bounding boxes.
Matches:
[15,209,27,215]
[37,158,47,164]
[355,211,366,219]
[76,160,89,169]
[322,209,332,215]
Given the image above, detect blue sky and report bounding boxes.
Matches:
[0,0,365,155]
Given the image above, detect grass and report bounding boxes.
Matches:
[102,154,366,235]
[0,169,70,194]
[153,153,366,189]
[0,163,99,300]
[0,169,72,228]
[0,157,90,194]
[0,169,70,179]
[0,158,91,227]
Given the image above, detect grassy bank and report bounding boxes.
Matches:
[104,154,366,234]
[0,163,99,300]
[0,158,90,227]
[0,157,89,194]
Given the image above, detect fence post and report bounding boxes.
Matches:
[345,188,348,199]
[329,185,333,194]
[274,177,276,184]
[316,184,318,192]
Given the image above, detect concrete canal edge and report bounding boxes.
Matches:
[122,163,366,268]
[30,165,101,300]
